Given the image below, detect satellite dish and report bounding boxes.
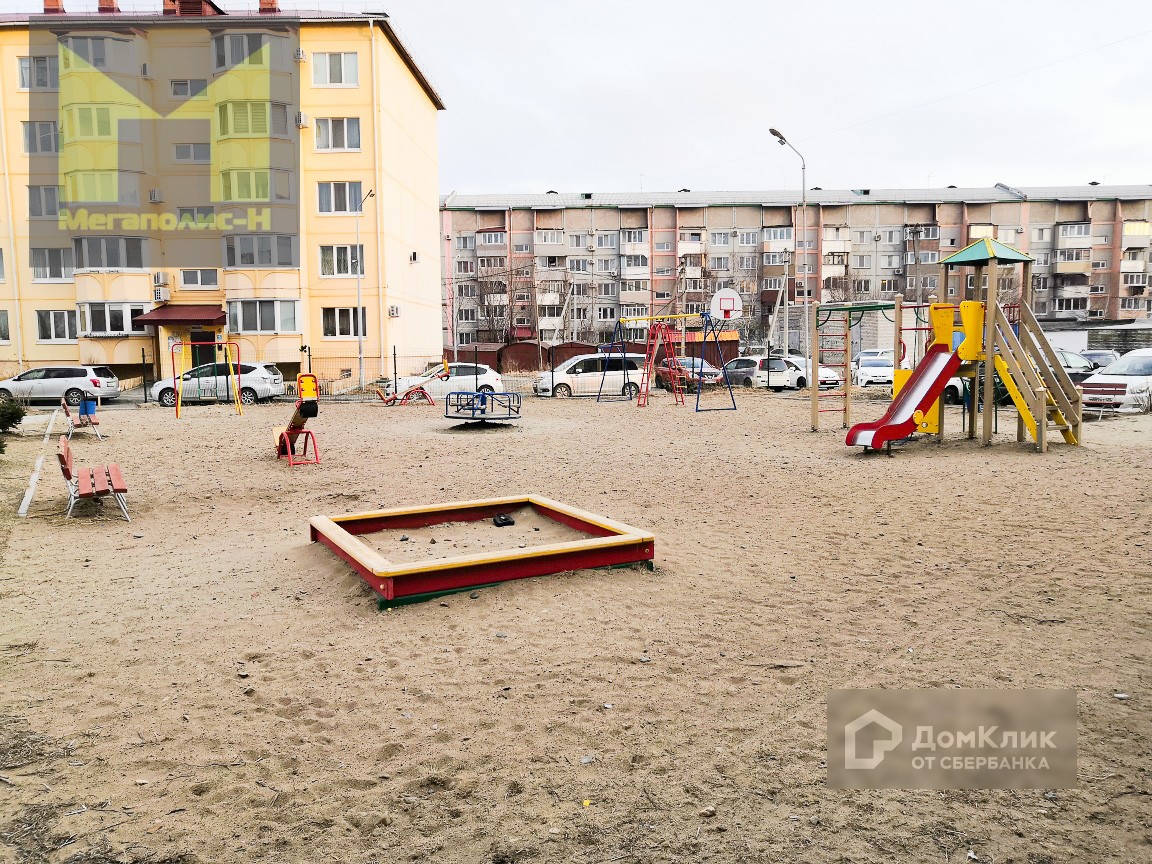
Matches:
[709,287,744,321]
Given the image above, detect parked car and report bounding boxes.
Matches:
[723,354,787,389]
[782,358,842,390]
[399,362,503,399]
[1052,349,1097,384]
[151,361,285,407]
[851,348,895,373]
[1080,349,1123,369]
[854,356,895,387]
[533,353,643,398]
[655,357,724,391]
[1080,348,1152,412]
[0,365,120,405]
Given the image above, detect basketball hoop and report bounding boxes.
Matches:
[709,287,744,321]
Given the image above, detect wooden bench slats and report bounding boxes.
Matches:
[92,467,110,496]
[107,464,127,494]
[78,467,95,498]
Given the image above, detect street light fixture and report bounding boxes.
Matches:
[769,128,806,355]
[355,188,375,390]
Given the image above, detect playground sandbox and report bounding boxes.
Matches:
[1,393,1149,864]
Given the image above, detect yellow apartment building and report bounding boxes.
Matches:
[0,0,444,388]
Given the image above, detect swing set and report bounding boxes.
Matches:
[169,340,244,419]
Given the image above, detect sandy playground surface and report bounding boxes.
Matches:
[0,389,1149,864]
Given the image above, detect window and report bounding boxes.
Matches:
[1056,249,1090,262]
[762,278,785,290]
[177,206,215,227]
[32,248,74,280]
[319,244,364,277]
[568,258,590,273]
[597,306,616,321]
[213,34,266,70]
[322,306,367,337]
[825,252,847,266]
[569,234,589,248]
[823,226,847,241]
[1123,249,1144,261]
[1055,297,1087,311]
[0,250,4,282]
[623,255,648,268]
[454,236,476,251]
[1092,259,1108,270]
[313,52,358,86]
[1059,223,1090,238]
[597,259,615,273]
[763,227,792,241]
[921,276,939,290]
[881,254,901,269]
[737,255,756,270]
[457,307,477,323]
[456,331,474,345]
[181,268,218,288]
[0,310,8,343]
[1120,297,1150,310]
[879,279,900,294]
[709,232,730,246]
[73,236,145,270]
[1033,276,1050,291]
[854,231,870,245]
[36,309,77,341]
[317,181,364,214]
[763,252,788,266]
[218,101,288,137]
[478,256,506,269]
[852,255,871,269]
[29,185,62,218]
[224,234,296,268]
[622,229,646,244]
[315,117,361,150]
[622,280,649,292]
[538,305,562,318]
[597,283,617,297]
[918,251,939,264]
[1123,273,1148,286]
[78,302,148,336]
[18,56,58,90]
[708,256,729,271]
[478,231,506,246]
[61,36,110,69]
[1033,251,1051,266]
[65,105,114,139]
[23,121,59,154]
[536,230,562,245]
[1032,227,1051,243]
[221,169,291,202]
[852,279,871,293]
[170,78,207,98]
[1089,285,1106,294]
[684,302,704,314]
[174,142,211,162]
[905,225,939,240]
[227,299,297,333]
[457,283,478,298]
[596,234,617,249]
[655,240,673,251]
[655,290,672,300]
[513,243,531,253]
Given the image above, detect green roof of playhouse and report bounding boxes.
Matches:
[940,238,1033,265]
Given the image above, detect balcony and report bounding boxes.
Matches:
[73,270,152,304]
[620,242,647,256]
[1055,234,1093,250]
[620,265,651,279]
[680,266,702,279]
[222,269,301,299]
[677,241,703,255]
[1120,259,1146,273]
[1054,261,1092,275]
[822,240,850,254]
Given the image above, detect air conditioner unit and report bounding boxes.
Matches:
[388,304,401,318]
[444,234,451,240]
[152,271,169,287]
[153,287,170,303]
[894,268,904,275]
[295,112,309,128]
[148,188,163,203]
[409,251,419,263]
[587,244,595,251]
[874,234,883,241]
[140,63,151,79]
[294,48,307,62]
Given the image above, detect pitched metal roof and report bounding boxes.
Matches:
[940,238,1033,265]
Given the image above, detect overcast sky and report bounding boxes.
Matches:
[18,0,1152,195]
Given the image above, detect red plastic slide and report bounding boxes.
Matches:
[845,343,962,451]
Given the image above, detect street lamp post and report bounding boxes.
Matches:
[355,188,375,390]
[769,128,805,355]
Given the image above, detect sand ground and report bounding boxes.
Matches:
[0,390,1149,864]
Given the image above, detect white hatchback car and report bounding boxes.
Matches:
[1080,348,1152,412]
[151,361,285,407]
[724,355,788,389]
[533,353,644,398]
[398,362,503,399]
[854,356,895,387]
[783,358,842,390]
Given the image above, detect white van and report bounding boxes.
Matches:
[533,353,645,398]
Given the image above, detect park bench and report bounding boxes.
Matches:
[1080,382,1128,418]
[59,397,102,440]
[56,435,129,522]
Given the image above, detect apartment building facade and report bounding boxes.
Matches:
[0,1,444,381]
[440,185,1152,350]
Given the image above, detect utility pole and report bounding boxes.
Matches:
[770,128,805,354]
